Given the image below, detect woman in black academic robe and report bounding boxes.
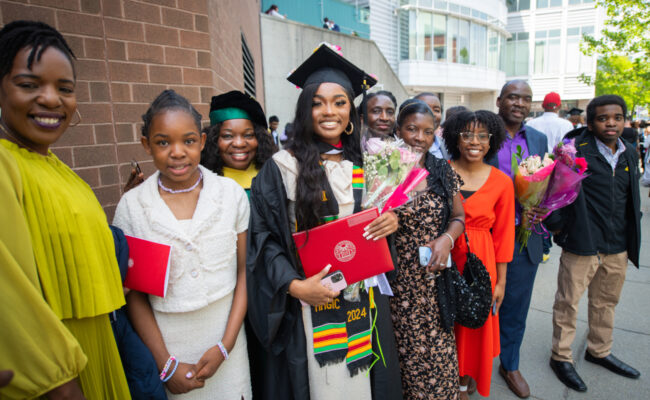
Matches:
[245,44,403,400]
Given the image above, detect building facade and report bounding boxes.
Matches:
[1,0,264,218]
[370,0,510,113]
[261,0,371,38]
[504,0,603,115]
[260,14,408,130]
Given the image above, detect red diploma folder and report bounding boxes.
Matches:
[292,208,394,285]
[123,235,171,297]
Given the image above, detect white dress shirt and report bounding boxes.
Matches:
[526,112,575,153]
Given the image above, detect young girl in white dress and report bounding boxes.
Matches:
[113,90,252,399]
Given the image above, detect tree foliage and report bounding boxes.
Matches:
[580,0,650,115]
[580,56,650,115]
[581,0,650,59]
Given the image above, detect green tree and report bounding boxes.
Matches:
[579,0,650,116]
[580,56,650,115]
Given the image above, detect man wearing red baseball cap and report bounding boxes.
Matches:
[527,92,574,152]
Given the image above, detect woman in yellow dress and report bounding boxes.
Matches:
[0,21,129,399]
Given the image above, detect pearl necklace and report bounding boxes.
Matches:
[158,169,203,194]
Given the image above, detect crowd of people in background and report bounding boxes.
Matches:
[1,20,645,400]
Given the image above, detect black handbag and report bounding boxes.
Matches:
[436,232,493,332]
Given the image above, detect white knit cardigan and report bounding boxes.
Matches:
[113,165,249,313]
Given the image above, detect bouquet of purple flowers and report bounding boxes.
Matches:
[539,138,588,216]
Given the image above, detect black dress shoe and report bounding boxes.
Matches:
[585,351,641,379]
[549,358,587,392]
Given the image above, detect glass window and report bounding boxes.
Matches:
[419,0,433,8]
[433,14,447,61]
[565,36,580,73]
[565,25,597,73]
[568,0,580,4]
[447,16,459,62]
[550,0,562,6]
[567,27,580,35]
[458,19,470,64]
[470,23,487,67]
[537,0,548,8]
[418,12,434,60]
[534,36,545,73]
[515,39,529,75]
[502,33,529,76]
[461,6,471,16]
[508,0,531,11]
[488,29,500,69]
[434,0,447,9]
[449,3,459,13]
[535,30,561,73]
[409,10,418,59]
[399,9,411,60]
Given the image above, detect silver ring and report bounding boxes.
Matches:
[439,263,446,266]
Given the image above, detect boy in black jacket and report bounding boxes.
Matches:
[545,95,642,392]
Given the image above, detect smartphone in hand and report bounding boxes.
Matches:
[130,159,142,175]
[300,271,347,307]
[321,270,347,292]
[419,246,432,266]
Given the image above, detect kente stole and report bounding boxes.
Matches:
[308,164,373,375]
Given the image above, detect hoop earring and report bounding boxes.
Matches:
[344,122,354,135]
[70,109,82,127]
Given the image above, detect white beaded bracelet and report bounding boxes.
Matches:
[217,341,229,360]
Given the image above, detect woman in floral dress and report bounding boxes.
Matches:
[389,99,466,399]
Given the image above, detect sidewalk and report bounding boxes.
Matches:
[485,187,650,400]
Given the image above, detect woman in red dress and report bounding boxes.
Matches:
[443,110,515,399]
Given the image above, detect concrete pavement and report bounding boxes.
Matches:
[482,187,650,400]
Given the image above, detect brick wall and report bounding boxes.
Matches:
[0,0,264,220]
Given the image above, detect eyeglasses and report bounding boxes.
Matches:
[460,132,492,143]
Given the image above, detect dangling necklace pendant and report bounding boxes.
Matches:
[158,169,203,194]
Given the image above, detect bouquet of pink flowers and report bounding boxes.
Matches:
[362,136,424,211]
[512,147,556,248]
[538,138,588,215]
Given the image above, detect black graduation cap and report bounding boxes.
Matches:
[287,44,377,98]
[209,91,267,129]
[567,107,583,116]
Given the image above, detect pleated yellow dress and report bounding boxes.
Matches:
[0,139,130,399]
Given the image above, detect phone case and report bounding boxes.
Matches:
[419,246,432,266]
[299,272,348,307]
[321,271,347,292]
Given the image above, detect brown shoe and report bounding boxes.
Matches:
[499,365,530,398]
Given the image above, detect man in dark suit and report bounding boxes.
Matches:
[487,80,548,399]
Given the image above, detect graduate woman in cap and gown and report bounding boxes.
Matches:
[201,91,277,195]
[246,44,403,400]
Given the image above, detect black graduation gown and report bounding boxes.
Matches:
[246,159,403,400]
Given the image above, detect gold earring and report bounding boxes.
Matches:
[344,122,354,135]
[70,109,82,127]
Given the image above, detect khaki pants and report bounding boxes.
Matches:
[551,250,628,362]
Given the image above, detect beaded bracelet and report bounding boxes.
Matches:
[217,341,229,361]
[161,358,179,383]
[449,217,465,228]
[159,356,176,381]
